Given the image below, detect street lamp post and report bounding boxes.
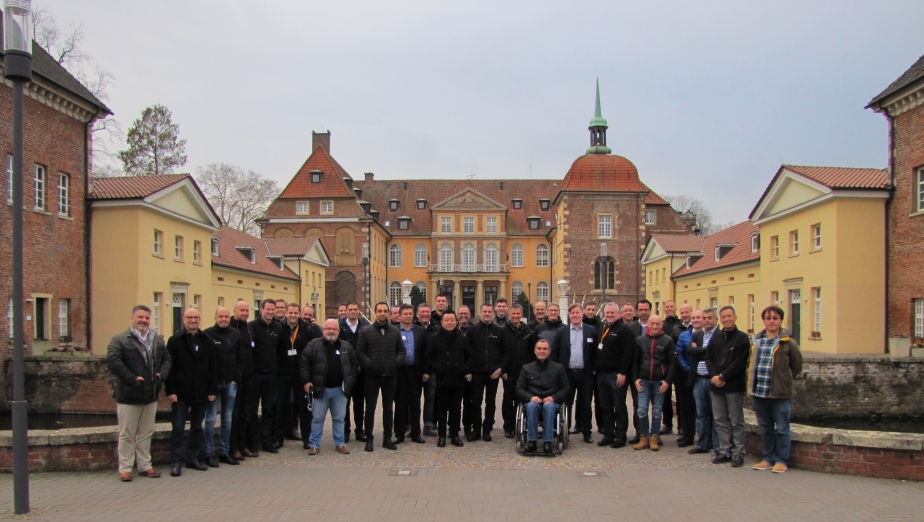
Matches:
[600,242,607,314]
[4,0,32,514]
[401,280,412,305]
[527,275,532,322]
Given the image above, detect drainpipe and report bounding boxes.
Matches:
[84,110,99,354]
[883,112,895,354]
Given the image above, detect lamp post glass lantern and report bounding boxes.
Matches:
[402,279,412,305]
[557,279,569,311]
[4,0,32,514]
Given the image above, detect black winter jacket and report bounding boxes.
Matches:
[515,358,570,404]
[425,328,471,387]
[504,321,537,376]
[633,332,677,384]
[299,338,358,397]
[595,320,635,375]
[249,317,283,374]
[534,318,564,346]
[278,319,319,377]
[705,325,751,394]
[229,317,255,381]
[202,323,245,384]
[339,317,370,349]
[165,329,219,403]
[465,321,509,375]
[106,328,171,405]
[356,321,406,377]
[663,315,683,341]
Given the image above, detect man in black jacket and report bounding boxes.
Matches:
[249,299,284,454]
[340,302,370,442]
[534,303,564,346]
[516,339,570,454]
[464,303,510,442]
[501,304,536,439]
[394,304,427,444]
[106,305,171,482]
[595,303,635,448]
[553,304,598,444]
[356,302,406,452]
[526,300,548,330]
[301,319,358,455]
[706,306,752,467]
[228,301,257,460]
[202,306,245,466]
[660,300,682,436]
[165,307,218,477]
[424,311,472,447]
[275,303,319,449]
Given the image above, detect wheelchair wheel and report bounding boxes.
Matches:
[515,403,525,454]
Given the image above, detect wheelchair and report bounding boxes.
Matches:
[515,401,570,455]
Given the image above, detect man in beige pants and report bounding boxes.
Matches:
[106,305,172,482]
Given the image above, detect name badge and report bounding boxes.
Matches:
[586,337,593,343]
[598,343,604,350]
[251,341,255,347]
[402,336,407,342]
[287,349,297,356]
[335,350,341,355]
[194,345,198,352]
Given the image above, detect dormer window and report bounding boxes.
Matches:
[751,232,760,253]
[389,199,399,212]
[512,199,522,209]
[714,244,734,262]
[686,253,703,269]
[398,217,411,230]
[539,199,550,211]
[250,250,256,264]
[417,199,427,210]
[527,216,540,230]
[211,237,220,256]
[310,170,322,183]
[271,257,285,270]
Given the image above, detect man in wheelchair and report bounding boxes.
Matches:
[515,339,570,454]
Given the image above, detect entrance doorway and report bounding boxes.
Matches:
[462,286,475,311]
[439,285,454,309]
[484,285,498,305]
[789,290,801,344]
[172,293,185,335]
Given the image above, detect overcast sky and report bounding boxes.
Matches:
[40,0,924,223]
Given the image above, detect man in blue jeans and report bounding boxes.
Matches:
[515,339,570,454]
[301,319,358,455]
[685,308,720,455]
[202,306,245,466]
[632,315,676,451]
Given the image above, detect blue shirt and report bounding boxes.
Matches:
[569,325,584,369]
[400,325,416,365]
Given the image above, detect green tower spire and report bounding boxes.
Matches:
[587,78,611,154]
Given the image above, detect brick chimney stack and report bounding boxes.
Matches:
[312,131,331,154]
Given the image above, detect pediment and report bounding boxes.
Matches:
[751,169,831,224]
[640,239,667,264]
[147,179,222,229]
[432,188,506,211]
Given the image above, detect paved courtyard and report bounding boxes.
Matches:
[2,397,924,521]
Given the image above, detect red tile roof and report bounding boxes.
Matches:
[670,221,759,278]
[560,154,647,193]
[650,233,706,253]
[278,146,357,199]
[212,226,300,281]
[748,165,889,219]
[263,237,321,257]
[88,174,191,200]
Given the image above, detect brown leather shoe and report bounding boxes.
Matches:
[138,468,161,478]
[307,447,319,455]
[337,445,351,454]
[242,448,258,458]
[231,450,245,460]
[119,472,133,482]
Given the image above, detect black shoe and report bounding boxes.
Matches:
[598,438,614,447]
[219,454,239,465]
[675,434,686,443]
[583,434,593,444]
[610,439,627,449]
[597,427,604,434]
[464,428,472,439]
[410,436,426,443]
[451,436,464,447]
[482,431,492,442]
[285,429,302,441]
[712,454,733,464]
[364,437,375,452]
[688,447,709,454]
[186,461,208,471]
[344,431,351,443]
[206,455,219,468]
[677,438,694,448]
[262,444,279,454]
[467,432,481,442]
[394,435,405,444]
[659,426,673,435]
[731,456,744,468]
[382,439,398,450]
[170,464,182,477]
[628,434,641,445]
[544,442,553,454]
[355,430,368,443]
[504,429,514,439]
[526,441,537,453]
[437,437,446,447]
[569,426,582,435]
[272,439,284,450]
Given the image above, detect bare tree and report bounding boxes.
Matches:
[663,194,715,235]
[195,163,281,235]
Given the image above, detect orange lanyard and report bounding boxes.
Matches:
[290,325,299,347]
[601,325,612,341]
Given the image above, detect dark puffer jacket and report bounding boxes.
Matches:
[504,321,537,377]
[229,317,254,381]
[299,337,358,397]
[356,321,406,377]
[633,332,677,384]
[106,328,171,405]
[465,321,509,375]
[425,327,471,387]
[202,323,245,384]
[515,358,570,404]
[249,317,283,374]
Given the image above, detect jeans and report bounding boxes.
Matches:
[565,370,595,436]
[636,379,665,437]
[171,400,208,466]
[250,372,277,447]
[752,397,792,464]
[364,375,396,439]
[596,372,629,442]
[204,382,237,456]
[693,376,719,451]
[308,387,348,448]
[466,372,500,434]
[526,401,560,443]
[275,374,311,443]
[394,366,423,438]
[712,391,746,458]
[435,385,464,438]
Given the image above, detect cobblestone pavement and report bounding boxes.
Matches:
[2,397,924,521]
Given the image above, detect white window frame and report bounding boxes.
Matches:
[748,294,755,332]
[644,210,656,225]
[175,236,184,261]
[598,215,612,238]
[813,224,822,250]
[771,235,779,258]
[441,216,452,234]
[536,281,549,302]
[416,281,427,302]
[5,155,11,203]
[389,244,402,267]
[414,244,427,267]
[34,164,45,210]
[296,201,309,215]
[917,167,924,213]
[439,244,453,271]
[915,299,924,338]
[462,242,475,271]
[814,287,822,333]
[751,234,759,253]
[485,243,498,272]
[320,200,334,215]
[211,238,220,256]
[154,230,163,256]
[486,216,497,234]
[58,172,69,216]
[463,216,474,233]
[790,230,799,255]
[193,240,201,264]
[7,298,14,338]
[152,293,161,331]
[389,282,402,306]
[511,244,524,267]
[536,244,549,267]
[511,281,524,302]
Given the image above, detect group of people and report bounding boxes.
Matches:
[105,293,802,481]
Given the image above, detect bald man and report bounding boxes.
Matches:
[165,307,219,476]
[202,306,247,465]
[631,315,676,451]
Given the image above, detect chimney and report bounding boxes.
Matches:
[370,210,380,221]
[343,177,352,190]
[364,172,374,185]
[359,201,371,213]
[311,131,331,154]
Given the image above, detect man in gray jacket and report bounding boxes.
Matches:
[106,305,171,482]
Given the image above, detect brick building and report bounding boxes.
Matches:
[867,54,924,342]
[260,86,691,316]
[0,41,111,372]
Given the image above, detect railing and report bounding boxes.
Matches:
[428,264,509,273]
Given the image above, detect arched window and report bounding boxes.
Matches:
[485,242,498,272]
[511,281,524,302]
[536,281,549,302]
[414,244,427,267]
[416,281,427,302]
[536,244,549,267]
[511,244,524,267]
[389,244,402,267]
[439,243,453,271]
[594,257,615,290]
[389,281,402,306]
[462,242,476,271]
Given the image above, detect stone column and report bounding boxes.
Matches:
[432,280,439,303]
[475,279,484,308]
[453,280,461,311]
[500,280,507,302]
